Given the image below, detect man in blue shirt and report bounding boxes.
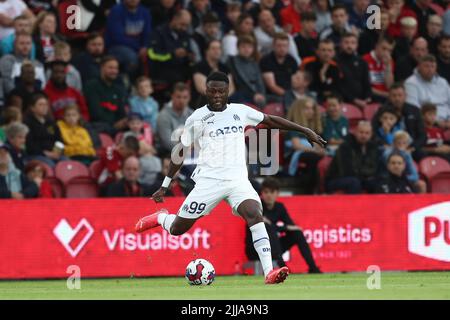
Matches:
[104,0,152,79]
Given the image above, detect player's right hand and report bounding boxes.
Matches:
[151,187,167,203]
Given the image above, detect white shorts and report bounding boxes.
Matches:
[177,177,262,219]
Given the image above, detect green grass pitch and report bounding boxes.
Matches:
[0,272,449,300]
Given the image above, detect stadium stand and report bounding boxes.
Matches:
[0,0,448,199]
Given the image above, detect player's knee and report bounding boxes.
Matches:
[244,210,263,226]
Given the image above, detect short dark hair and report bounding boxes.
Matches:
[100,55,118,66]
[207,71,229,84]
[378,106,398,119]
[49,59,68,69]
[421,102,437,114]
[318,38,335,47]
[419,54,437,64]
[437,34,450,46]
[273,32,290,43]
[172,82,189,93]
[87,32,103,43]
[122,135,140,153]
[29,92,48,108]
[237,34,255,47]
[261,177,280,191]
[325,93,342,102]
[202,12,220,25]
[387,150,406,164]
[389,82,405,91]
[301,11,317,22]
[342,32,357,40]
[331,4,347,14]
[377,34,396,47]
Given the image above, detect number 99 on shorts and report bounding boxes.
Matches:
[181,202,207,215]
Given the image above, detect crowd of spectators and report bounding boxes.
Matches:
[1,0,450,199]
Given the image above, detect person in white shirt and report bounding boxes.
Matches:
[254,9,301,64]
[0,0,35,41]
[135,71,326,284]
[405,54,450,129]
[0,32,45,95]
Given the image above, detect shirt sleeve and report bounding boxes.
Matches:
[244,105,265,127]
[180,114,203,147]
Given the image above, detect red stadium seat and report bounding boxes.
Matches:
[430,172,450,194]
[55,161,91,186]
[65,178,99,198]
[263,103,285,117]
[429,172,450,193]
[48,177,64,198]
[99,133,115,149]
[341,103,364,125]
[89,160,103,180]
[419,156,450,180]
[317,156,333,193]
[363,103,381,121]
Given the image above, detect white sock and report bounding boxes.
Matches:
[250,222,273,277]
[157,213,176,235]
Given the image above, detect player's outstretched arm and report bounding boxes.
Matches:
[151,143,186,203]
[261,114,327,148]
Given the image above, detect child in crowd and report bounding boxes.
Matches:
[0,147,38,199]
[57,104,97,165]
[51,41,83,91]
[321,94,348,156]
[376,151,415,194]
[421,103,450,162]
[24,160,53,198]
[97,135,140,192]
[129,76,159,131]
[24,93,66,167]
[383,131,427,193]
[375,106,401,148]
[0,106,22,143]
[115,113,155,156]
[285,97,325,193]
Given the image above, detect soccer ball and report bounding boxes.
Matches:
[185,259,215,285]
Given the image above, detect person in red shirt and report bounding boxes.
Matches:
[363,35,395,103]
[24,160,53,198]
[280,0,311,35]
[44,60,90,121]
[421,103,450,161]
[97,135,140,192]
[386,0,417,38]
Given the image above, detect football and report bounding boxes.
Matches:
[185,259,215,285]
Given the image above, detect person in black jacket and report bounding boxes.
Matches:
[375,151,415,194]
[336,32,372,110]
[301,38,342,103]
[0,147,38,199]
[394,37,428,82]
[23,93,66,167]
[245,178,322,274]
[326,121,380,194]
[147,9,195,87]
[2,122,29,171]
[106,156,154,197]
[371,83,427,161]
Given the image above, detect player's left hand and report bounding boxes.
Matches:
[305,129,327,148]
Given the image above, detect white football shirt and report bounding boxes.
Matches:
[180,103,265,181]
